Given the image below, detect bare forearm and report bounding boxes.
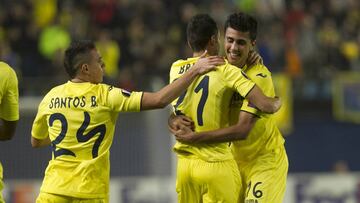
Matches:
[157,68,198,105]
[176,111,256,144]
[246,86,280,113]
[141,68,199,110]
[187,125,250,144]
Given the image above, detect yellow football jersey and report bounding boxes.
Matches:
[0,61,19,202]
[0,62,19,121]
[170,57,255,162]
[32,81,142,198]
[0,61,19,203]
[230,64,285,163]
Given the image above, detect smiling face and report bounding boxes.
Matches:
[224,27,254,68]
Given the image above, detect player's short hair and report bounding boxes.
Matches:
[224,12,257,41]
[64,40,96,79]
[187,14,218,52]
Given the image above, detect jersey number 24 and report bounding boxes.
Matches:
[49,111,106,159]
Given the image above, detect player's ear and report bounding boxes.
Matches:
[80,64,89,73]
[210,35,217,45]
[251,39,256,47]
[187,41,192,50]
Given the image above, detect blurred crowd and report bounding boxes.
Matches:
[0,0,359,99]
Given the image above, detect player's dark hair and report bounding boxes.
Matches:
[64,40,96,79]
[187,14,218,52]
[224,12,257,41]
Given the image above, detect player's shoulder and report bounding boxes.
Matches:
[171,57,196,68]
[217,59,232,71]
[96,83,113,91]
[171,59,187,67]
[98,83,125,99]
[0,61,12,71]
[219,60,245,76]
[246,63,272,79]
[43,83,68,99]
[0,62,17,78]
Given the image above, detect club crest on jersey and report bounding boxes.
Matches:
[121,89,131,97]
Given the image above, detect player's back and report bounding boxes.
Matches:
[37,82,118,161]
[32,81,142,198]
[170,57,255,162]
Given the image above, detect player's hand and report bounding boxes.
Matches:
[193,50,224,75]
[273,96,282,113]
[174,125,196,143]
[168,115,195,134]
[246,50,263,68]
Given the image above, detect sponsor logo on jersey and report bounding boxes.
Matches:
[256,73,267,78]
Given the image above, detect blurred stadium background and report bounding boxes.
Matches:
[0,0,360,202]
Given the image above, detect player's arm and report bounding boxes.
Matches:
[31,136,51,148]
[31,98,51,148]
[0,120,17,140]
[173,111,257,144]
[244,63,279,114]
[245,85,281,114]
[141,53,224,110]
[226,63,280,114]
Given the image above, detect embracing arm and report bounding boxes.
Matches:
[141,67,200,110]
[171,111,257,144]
[141,54,224,110]
[245,85,281,114]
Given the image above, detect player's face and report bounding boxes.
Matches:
[87,49,105,84]
[224,27,253,68]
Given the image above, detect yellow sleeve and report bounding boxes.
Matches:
[222,64,255,98]
[241,64,275,116]
[107,87,143,112]
[0,65,19,121]
[32,97,50,140]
